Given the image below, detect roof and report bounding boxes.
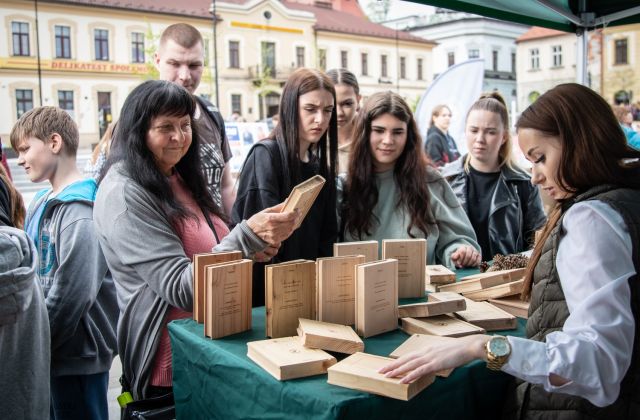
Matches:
[44,0,213,18]
[516,26,568,43]
[282,1,437,44]
[44,0,435,44]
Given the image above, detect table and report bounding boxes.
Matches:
[169,269,526,419]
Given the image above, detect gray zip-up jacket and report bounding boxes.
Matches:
[94,163,267,399]
[0,226,50,420]
[26,178,118,376]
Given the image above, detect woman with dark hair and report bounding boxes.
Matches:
[340,91,480,268]
[425,104,460,167]
[442,92,546,260]
[327,68,361,173]
[0,163,25,228]
[381,83,640,419]
[94,80,297,400]
[232,68,339,306]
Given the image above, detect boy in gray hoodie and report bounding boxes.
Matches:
[10,107,118,420]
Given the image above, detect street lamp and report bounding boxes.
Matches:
[209,0,220,107]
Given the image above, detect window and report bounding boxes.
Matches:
[552,45,562,67]
[94,29,109,61]
[468,49,479,59]
[381,54,388,77]
[58,90,74,118]
[447,52,455,67]
[16,89,33,118]
[231,94,242,114]
[55,25,71,59]
[511,52,516,73]
[229,41,240,68]
[296,46,305,68]
[341,51,348,69]
[615,39,628,65]
[400,57,406,79]
[12,22,30,56]
[131,32,145,63]
[361,53,368,76]
[417,58,423,80]
[318,49,327,71]
[530,48,539,70]
[261,42,276,77]
[492,50,498,71]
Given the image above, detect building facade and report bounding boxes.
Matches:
[515,26,603,112]
[384,10,529,112]
[1,0,435,147]
[601,23,640,106]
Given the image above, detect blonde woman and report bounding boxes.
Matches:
[442,92,546,260]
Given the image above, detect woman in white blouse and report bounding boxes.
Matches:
[381,83,640,418]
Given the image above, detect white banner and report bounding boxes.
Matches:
[415,58,485,155]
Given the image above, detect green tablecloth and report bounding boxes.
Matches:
[169,270,526,420]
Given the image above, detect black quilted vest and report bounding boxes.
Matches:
[513,185,640,420]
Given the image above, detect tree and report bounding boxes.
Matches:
[367,0,391,23]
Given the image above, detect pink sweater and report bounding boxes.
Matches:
[150,174,229,387]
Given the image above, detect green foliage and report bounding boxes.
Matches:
[143,22,159,80]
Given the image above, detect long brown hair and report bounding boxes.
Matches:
[0,164,25,229]
[517,83,640,299]
[464,91,516,171]
[269,68,337,190]
[342,91,434,239]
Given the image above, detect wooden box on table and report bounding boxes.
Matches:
[247,336,336,380]
[316,255,365,325]
[204,259,252,339]
[265,259,316,338]
[355,259,398,338]
[193,251,242,323]
[327,352,434,401]
[382,239,427,298]
[297,318,364,354]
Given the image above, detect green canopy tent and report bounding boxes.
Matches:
[405,0,640,84]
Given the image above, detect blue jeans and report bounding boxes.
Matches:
[50,372,109,420]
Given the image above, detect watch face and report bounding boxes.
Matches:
[489,337,510,357]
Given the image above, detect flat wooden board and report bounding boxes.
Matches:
[316,255,365,325]
[427,291,465,303]
[401,314,485,337]
[327,352,435,401]
[463,279,525,301]
[281,175,326,229]
[454,298,517,331]
[355,259,398,338]
[265,260,316,338]
[389,334,456,377]
[425,283,438,293]
[398,298,466,318]
[204,259,252,339]
[298,318,364,354]
[193,251,242,323]
[438,268,526,294]
[382,239,427,298]
[333,241,379,263]
[247,336,336,380]
[425,265,456,285]
[489,298,530,319]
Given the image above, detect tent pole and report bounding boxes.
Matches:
[576,28,588,86]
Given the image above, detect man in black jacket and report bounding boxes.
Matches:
[155,23,234,215]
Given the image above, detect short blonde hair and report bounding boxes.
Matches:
[9,106,79,156]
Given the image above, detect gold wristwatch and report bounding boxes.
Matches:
[486,336,511,370]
